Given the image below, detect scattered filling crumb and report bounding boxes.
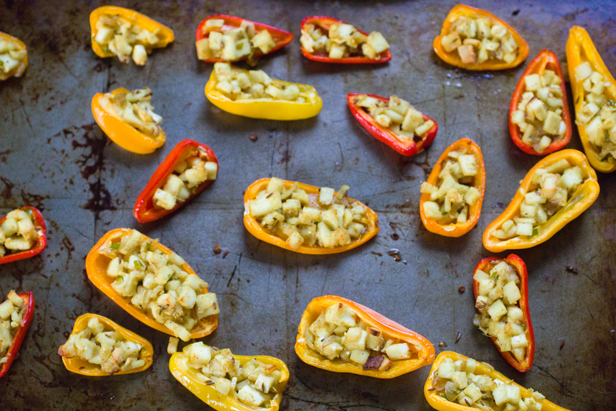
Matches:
[0,209,38,258]
[300,22,389,60]
[196,19,277,62]
[0,291,25,364]
[0,38,26,75]
[104,87,163,138]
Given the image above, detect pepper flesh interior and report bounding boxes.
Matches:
[196,19,277,62]
[0,38,26,75]
[0,290,26,364]
[183,342,284,407]
[300,22,389,60]
[102,87,164,138]
[0,209,38,258]
[99,229,219,341]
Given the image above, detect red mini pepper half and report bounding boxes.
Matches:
[300,16,391,64]
[347,93,438,156]
[195,15,293,63]
[473,254,535,372]
[0,206,47,265]
[133,140,218,223]
[509,49,573,155]
[0,292,34,378]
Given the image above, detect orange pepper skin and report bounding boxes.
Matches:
[0,292,34,378]
[295,295,435,378]
[91,88,166,154]
[0,31,27,80]
[85,228,218,339]
[483,149,599,252]
[0,206,47,266]
[169,343,290,411]
[59,313,153,376]
[566,26,616,173]
[509,50,572,155]
[89,6,174,60]
[424,351,570,411]
[300,16,391,64]
[419,139,485,237]
[433,5,529,71]
[243,178,379,254]
[473,255,534,372]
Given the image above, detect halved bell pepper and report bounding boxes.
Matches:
[473,254,534,372]
[0,206,47,265]
[0,291,34,378]
[0,31,28,80]
[89,6,174,61]
[295,295,435,378]
[424,351,570,411]
[59,313,153,376]
[420,138,485,237]
[483,149,599,252]
[133,139,218,223]
[91,87,166,154]
[244,178,379,254]
[85,228,218,339]
[347,93,438,156]
[509,49,572,155]
[195,15,292,63]
[300,16,391,64]
[566,26,616,173]
[205,67,322,120]
[433,5,529,71]
[170,343,290,411]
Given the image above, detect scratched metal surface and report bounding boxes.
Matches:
[0,0,615,409]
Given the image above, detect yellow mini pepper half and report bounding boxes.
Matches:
[0,31,28,80]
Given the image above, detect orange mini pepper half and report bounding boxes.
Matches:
[433,5,529,71]
[424,351,570,411]
[0,292,34,379]
[85,228,218,339]
[420,138,485,237]
[59,313,153,376]
[91,87,166,154]
[347,93,438,156]
[170,343,290,411]
[566,26,616,173]
[509,49,572,155]
[0,31,28,80]
[0,206,47,266]
[243,178,379,254]
[473,255,534,372]
[295,295,435,378]
[483,149,599,252]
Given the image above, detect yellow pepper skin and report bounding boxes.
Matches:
[89,6,174,60]
[169,343,289,411]
[205,67,322,120]
[566,26,616,173]
[59,313,153,376]
[91,88,166,154]
[424,351,570,411]
[483,150,599,252]
[0,31,28,80]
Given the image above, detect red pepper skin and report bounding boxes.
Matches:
[347,93,438,156]
[133,140,218,223]
[195,15,293,63]
[0,207,47,265]
[301,16,391,63]
[0,292,34,378]
[509,50,572,155]
[473,254,535,372]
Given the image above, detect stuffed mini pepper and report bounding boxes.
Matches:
[0,32,28,80]
[0,207,47,265]
[0,291,34,378]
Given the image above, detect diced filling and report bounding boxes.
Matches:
[93,14,163,65]
[305,303,420,370]
[100,230,219,341]
[420,150,481,224]
[440,16,519,64]
[196,19,277,62]
[431,357,544,410]
[0,291,26,364]
[574,62,616,161]
[473,261,528,362]
[153,148,218,210]
[184,342,283,408]
[104,87,163,137]
[491,159,586,240]
[245,178,370,249]
[352,94,435,143]
[300,22,389,60]
[511,70,567,153]
[0,38,26,75]
[58,317,145,374]
[0,209,38,258]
